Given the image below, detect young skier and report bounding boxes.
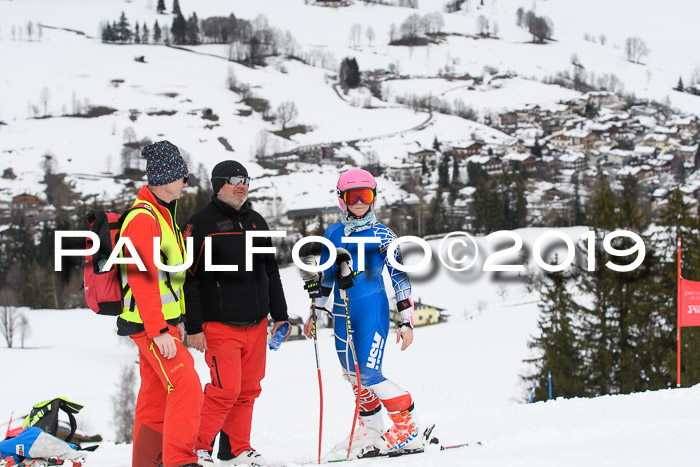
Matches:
[302,169,420,459]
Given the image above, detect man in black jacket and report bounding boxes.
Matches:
[184,160,288,466]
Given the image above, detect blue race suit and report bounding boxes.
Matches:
[319,221,411,388]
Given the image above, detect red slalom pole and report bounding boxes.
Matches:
[311,305,324,464]
[677,237,682,388]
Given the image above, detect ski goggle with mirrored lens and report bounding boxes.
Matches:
[342,188,375,205]
[214,176,251,186]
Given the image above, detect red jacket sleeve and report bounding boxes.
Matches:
[121,212,169,339]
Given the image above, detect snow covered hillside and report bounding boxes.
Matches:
[3,229,700,466]
[2,0,700,213]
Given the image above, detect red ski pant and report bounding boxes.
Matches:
[195,320,267,457]
[131,326,203,467]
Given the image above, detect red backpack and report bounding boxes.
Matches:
[83,204,159,315]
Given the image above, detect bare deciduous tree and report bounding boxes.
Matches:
[113,364,137,443]
[40,87,51,117]
[366,26,375,47]
[275,101,298,131]
[477,15,489,36]
[0,305,19,348]
[349,23,362,49]
[255,130,269,160]
[625,37,649,64]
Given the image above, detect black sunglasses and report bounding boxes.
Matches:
[214,176,251,186]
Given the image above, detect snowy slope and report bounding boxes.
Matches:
[3,228,700,466]
[3,0,700,215]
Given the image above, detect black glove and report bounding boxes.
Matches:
[336,249,355,290]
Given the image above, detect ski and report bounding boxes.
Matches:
[327,424,480,463]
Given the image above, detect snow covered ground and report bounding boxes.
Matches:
[3,228,700,466]
[3,0,700,215]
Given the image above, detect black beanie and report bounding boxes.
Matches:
[211,160,248,194]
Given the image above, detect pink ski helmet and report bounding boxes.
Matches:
[336,169,378,212]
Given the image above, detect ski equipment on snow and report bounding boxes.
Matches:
[336,247,362,461]
[21,398,84,444]
[328,424,481,463]
[299,247,325,464]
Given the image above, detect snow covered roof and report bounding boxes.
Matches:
[634,145,657,156]
[645,134,668,143]
[466,154,494,164]
[559,152,585,163]
[502,151,533,162]
[654,126,678,135]
[609,149,634,158]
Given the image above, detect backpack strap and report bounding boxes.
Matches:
[120,203,180,309]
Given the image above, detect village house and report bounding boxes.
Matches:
[390,300,446,327]
[548,128,597,151]
[386,163,423,184]
[451,142,484,158]
[644,134,675,153]
[502,151,537,172]
[296,143,335,163]
[408,148,438,168]
[646,157,672,175]
[466,154,503,175]
[499,111,518,130]
[558,151,586,171]
[633,145,658,160]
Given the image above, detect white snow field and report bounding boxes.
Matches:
[2,229,700,466]
[2,0,700,210]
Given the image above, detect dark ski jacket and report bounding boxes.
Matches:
[183,196,288,334]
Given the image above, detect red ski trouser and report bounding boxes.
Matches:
[195,320,267,457]
[131,326,203,467]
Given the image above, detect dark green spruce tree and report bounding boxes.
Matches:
[171,11,187,44]
[525,267,587,401]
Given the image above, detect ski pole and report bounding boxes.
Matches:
[299,245,325,464]
[341,288,362,461]
[335,247,362,460]
[311,300,324,465]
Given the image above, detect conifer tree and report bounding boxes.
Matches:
[451,153,460,185]
[157,0,166,14]
[526,267,587,401]
[142,23,149,44]
[172,0,181,16]
[153,21,162,43]
[102,24,113,42]
[572,174,587,225]
[171,11,187,44]
[658,189,700,386]
[425,190,446,235]
[437,153,450,188]
[677,76,684,92]
[513,173,527,228]
[118,11,132,43]
[134,22,141,44]
[185,12,200,45]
